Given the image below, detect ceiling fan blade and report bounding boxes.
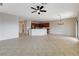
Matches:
[38,12,40,14]
[32,11,37,13]
[37,6,39,9]
[31,7,37,10]
[40,6,44,9]
[40,10,46,12]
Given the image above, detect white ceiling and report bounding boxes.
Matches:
[0,3,79,21]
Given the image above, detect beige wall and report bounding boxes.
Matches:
[26,20,31,29]
[49,18,76,37]
[26,20,31,35]
[78,17,79,39]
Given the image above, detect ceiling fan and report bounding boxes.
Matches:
[31,6,46,15]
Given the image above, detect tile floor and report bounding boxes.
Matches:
[0,35,79,56]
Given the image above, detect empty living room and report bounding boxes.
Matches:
[0,3,79,56]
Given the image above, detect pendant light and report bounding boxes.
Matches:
[57,15,64,25]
